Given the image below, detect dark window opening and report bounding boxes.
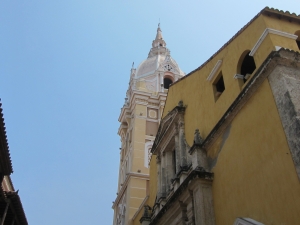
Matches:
[213,72,225,100]
[172,150,176,175]
[215,76,225,93]
[164,78,173,89]
[296,40,300,49]
[240,54,256,82]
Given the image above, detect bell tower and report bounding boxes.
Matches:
[112,25,184,225]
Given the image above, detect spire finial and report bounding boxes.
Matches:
[148,22,167,58]
[155,23,163,40]
[158,18,160,29]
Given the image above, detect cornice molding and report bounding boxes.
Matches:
[206,60,222,81]
[249,28,297,56]
[150,168,213,225]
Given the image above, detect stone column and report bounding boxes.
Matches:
[179,201,188,225]
[191,179,215,225]
[156,155,161,199]
[189,190,196,225]
[178,120,187,168]
[160,153,166,197]
[165,151,174,193]
[175,133,181,174]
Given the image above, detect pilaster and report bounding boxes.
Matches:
[189,179,215,225]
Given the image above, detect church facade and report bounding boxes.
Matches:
[112,25,184,225]
[135,7,300,225]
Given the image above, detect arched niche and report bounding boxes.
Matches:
[237,50,256,82]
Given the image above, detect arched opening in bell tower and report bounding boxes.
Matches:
[237,50,256,83]
[164,78,172,89]
[163,74,174,89]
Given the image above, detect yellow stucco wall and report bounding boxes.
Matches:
[132,104,149,174]
[163,14,300,146]
[211,79,300,224]
[131,155,157,225]
[127,178,147,220]
[123,103,150,223]
[159,13,300,225]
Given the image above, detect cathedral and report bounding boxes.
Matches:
[114,7,300,225]
[112,25,184,225]
[137,7,300,225]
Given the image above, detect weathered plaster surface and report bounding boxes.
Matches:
[268,65,300,179]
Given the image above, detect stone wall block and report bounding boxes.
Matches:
[192,181,215,225]
[268,65,300,179]
[191,146,209,171]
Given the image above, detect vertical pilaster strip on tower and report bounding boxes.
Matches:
[156,155,161,199]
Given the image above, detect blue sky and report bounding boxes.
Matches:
[0,1,299,224]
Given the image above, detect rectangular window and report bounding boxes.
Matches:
[213,71,225,101]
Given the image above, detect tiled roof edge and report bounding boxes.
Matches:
[0,100,13,174]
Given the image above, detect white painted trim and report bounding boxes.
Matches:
[249,28,297,56]
[207,60,222,81]
[233,74,244,79]
[145,135,155,141]
[234,218,264,225]
[146,118,159,123]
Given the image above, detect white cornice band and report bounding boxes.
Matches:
[206,60,222,81]
[249,28,298,56]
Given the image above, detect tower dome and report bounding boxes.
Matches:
[131,24,185,93]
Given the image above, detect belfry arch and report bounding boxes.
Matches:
[163,73,174,89]
[237,50,256,82]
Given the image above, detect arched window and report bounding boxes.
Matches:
[295,30,300,50]
[237,50,256,82]
[164,77,173,89]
